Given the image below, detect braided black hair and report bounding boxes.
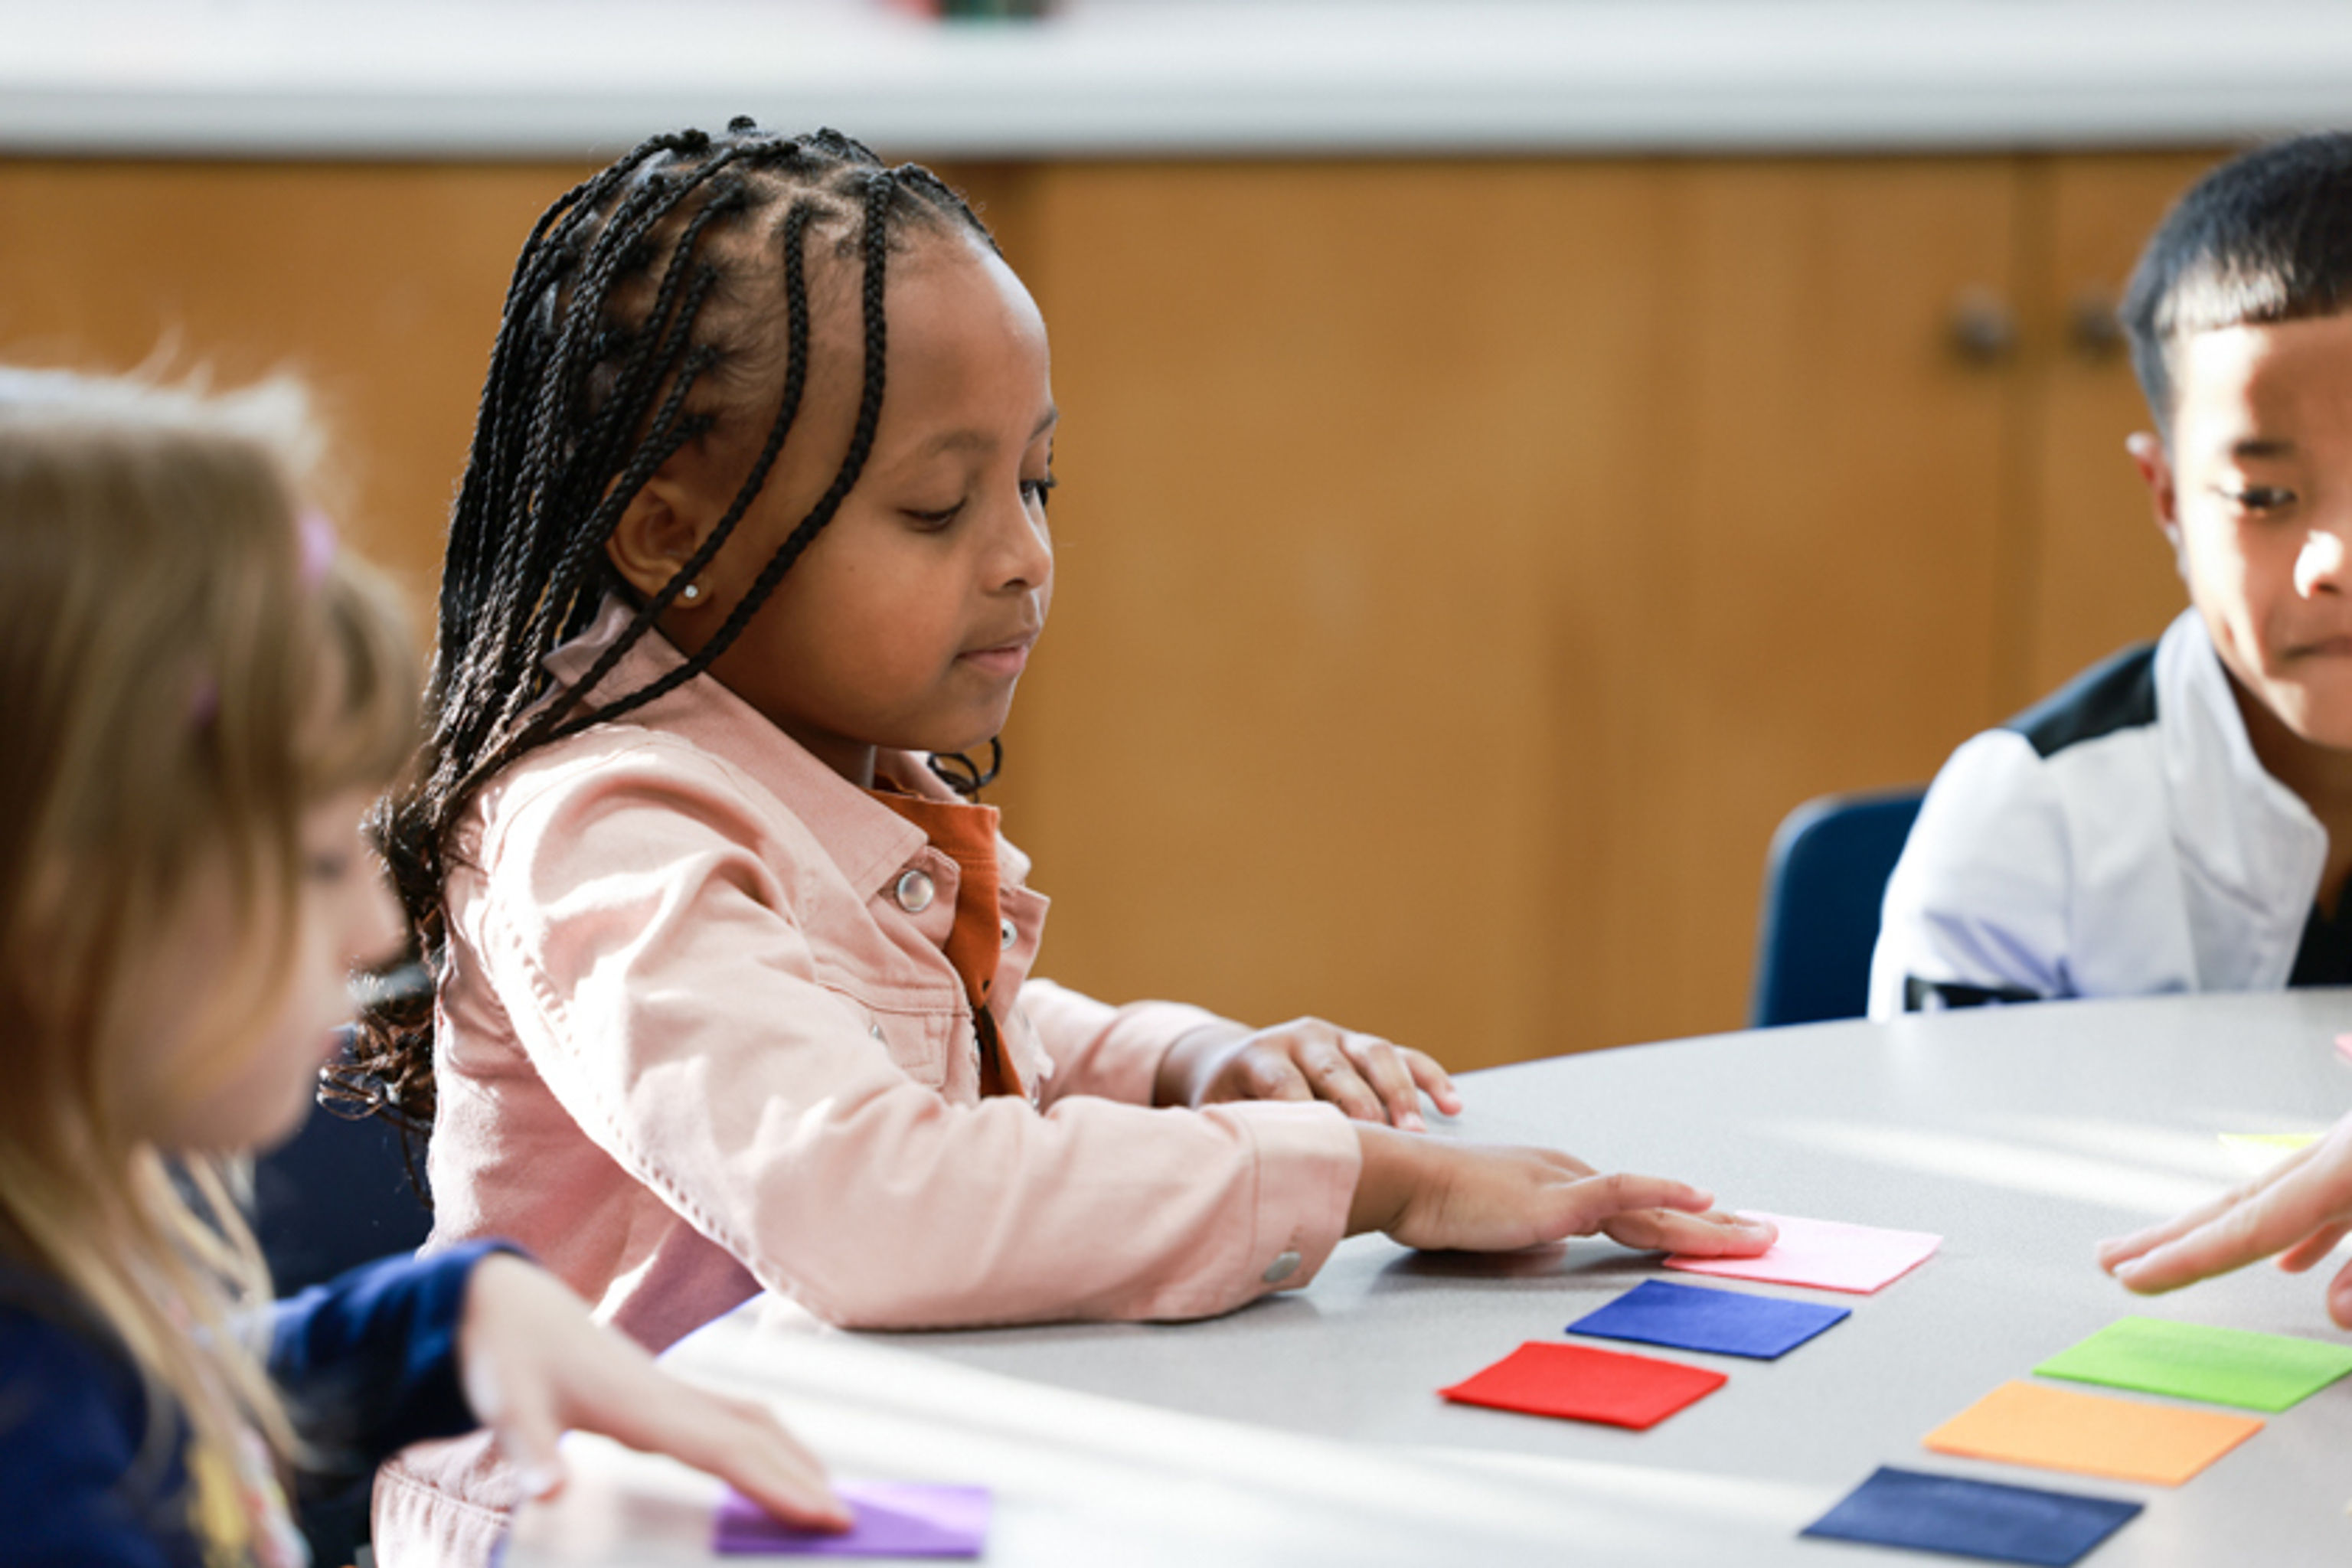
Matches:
[346,122,998,1134]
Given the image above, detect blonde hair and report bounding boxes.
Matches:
[0,369,417,1563]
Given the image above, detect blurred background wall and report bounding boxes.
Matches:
[5,2,2338,1067]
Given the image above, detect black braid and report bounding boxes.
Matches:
[427,136,712,745]
[495,345,723,748]
[518,254,730,675]
[540,172,899,745]
[348,125,996,1142]
[525,199,828,746]
[888,162,1001,260]
[927,737,1004,798]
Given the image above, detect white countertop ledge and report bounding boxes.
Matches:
[3,1,2347,159]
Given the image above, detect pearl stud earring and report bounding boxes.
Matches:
[680,583,702,603]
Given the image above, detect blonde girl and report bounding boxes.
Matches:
[363,123,1774,1560]
[0,369,842,1566]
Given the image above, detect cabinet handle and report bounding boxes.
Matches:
[1947,287,2017,364]
[2067,290,2127,361]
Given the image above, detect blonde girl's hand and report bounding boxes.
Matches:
[1155,1018,1463,1131]
[457,1253,849,1530]
[2097,1113,2352,1326]
[1345,1126,1779,1256]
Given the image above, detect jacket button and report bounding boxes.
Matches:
[1000,916,1018,949]
[1261,1250,1302,1285]
[893,869,935,914]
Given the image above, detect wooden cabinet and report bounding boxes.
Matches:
[2019,155,2226,699]
[0,162,586,607]
[990,152,2223,1060]
[0,149,2226,1065]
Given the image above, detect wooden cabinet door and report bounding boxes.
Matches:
[1000,158,2020,1060]
[1650,158,2023,1042]
[0,161,589,599]
[1000,160,1681,1066]
[0,158,1024,612]
[2014,152,2229,705]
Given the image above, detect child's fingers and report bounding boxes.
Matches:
[1544,1173,1715,1240]
[1338,1033,1429,1132]
[1269,1034,1374,1123]
[2278,1219,2352,1274]
[2105,1134,2349,1286]
[1233,1046,1315,1104]
[1540,1147,1599,1180]
[596,1385,848,1532]
[710,1415,849,1534]
[466,1356,569,1501]
[2329,1257,2352,1328]
[1599,1206,1777,1256]
[2110,1166,2350,1294]
[2096,1171,2285,1272]
[2094,1223,2176,1273]
[2099,1136,2337,1273]
[1287,1034,1387,1123]
[459,1255,842,1526]
[1403,1049,1462,1117]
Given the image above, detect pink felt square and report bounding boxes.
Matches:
[1664,1211,1940,1294]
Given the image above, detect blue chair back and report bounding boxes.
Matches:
[252,1088,432,1295]
[1750,787,1926,1028]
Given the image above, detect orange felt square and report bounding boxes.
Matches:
[1924,1380,2263,1487]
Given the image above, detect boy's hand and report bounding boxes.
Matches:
[2098,1112,2352,1326]
[457,1253,848,1531]
[1345,1125,1778,1256]
[1155,1018,1462,1131]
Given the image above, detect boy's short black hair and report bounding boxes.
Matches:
[2124,132,2352,439]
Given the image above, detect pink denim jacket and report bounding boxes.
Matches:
[375,602,1359,1561]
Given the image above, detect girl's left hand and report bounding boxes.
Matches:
[1154,1018,1462,1132]
[2097,1111,2352,1326]
[458,1253,848,1530]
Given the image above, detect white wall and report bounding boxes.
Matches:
[2,0,2344,158]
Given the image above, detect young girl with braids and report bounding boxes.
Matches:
[0,370,844,1566]
[367,122,1775,1557]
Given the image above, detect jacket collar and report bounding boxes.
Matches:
[541,598,1031,897]
[2159,606,2327,910]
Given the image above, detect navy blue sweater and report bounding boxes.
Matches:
[0,1243,501,1567]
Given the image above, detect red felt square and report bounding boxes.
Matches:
[1439,1341,1727,1430]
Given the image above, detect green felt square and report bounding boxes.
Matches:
[2035,1317,2352,1413]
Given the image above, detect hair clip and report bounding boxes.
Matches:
[297,508,338,587]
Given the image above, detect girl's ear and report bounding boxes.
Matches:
[604,472,712,601]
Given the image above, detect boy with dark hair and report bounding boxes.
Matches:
[1870,132,2352,1015]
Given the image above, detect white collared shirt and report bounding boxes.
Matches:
[1869,609,2328,1016]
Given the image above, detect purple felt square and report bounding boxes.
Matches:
[714,1480,991,1557]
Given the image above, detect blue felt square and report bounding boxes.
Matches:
[1566,1279,1848,1360]
[1801,1467,2141,1566]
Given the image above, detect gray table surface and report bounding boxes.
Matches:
[882,990,2352,1564]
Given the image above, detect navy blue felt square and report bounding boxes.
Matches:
[1801,1467,2141,1566]
[1566,1279,1848,1361]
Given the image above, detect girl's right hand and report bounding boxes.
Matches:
[1345,1125,1777,1256]
[458,1253,849,1531]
